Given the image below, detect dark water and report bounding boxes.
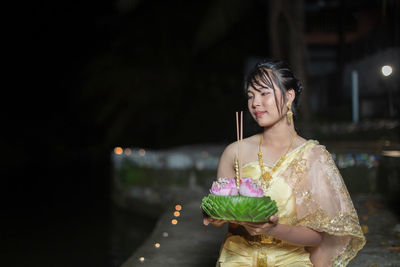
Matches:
[1,201,157,267]
[1,151,158,267]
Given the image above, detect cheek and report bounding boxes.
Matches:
[264,96,277,108]
[264,97,283,116]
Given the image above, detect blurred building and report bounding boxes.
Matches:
[305,0,399,119]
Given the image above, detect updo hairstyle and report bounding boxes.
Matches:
[245,59,303,119]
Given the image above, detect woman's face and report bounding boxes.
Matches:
[247,82,284,127]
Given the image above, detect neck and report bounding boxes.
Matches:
[261,118,296,147]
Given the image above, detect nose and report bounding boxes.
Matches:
[251,95,261,108]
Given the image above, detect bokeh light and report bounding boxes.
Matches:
[171,219,178,225]
[174,211,180,217]
[154,242,160,248]
[139,148,146,156]
[175,204,182,211]
[382,150,400,157]
[114,147,123,155]
[381,65,393,76]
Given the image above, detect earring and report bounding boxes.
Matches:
[286,103,293,124]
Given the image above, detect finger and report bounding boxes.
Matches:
[269,215,279,224]
[240,221,258,226]
[243,225,259,233]
[229,220,244,225]
[249,229,260,236]
[203,217,212,226]
[214,220,226,226]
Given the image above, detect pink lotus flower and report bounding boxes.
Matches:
[239,177,264,197]
[210,178,238,196]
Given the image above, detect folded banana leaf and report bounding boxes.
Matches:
[201,194,278,222]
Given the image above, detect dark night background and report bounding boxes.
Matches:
[2,0,399,266]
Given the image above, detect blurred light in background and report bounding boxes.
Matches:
[381,65,393,76]
[139,148,146,156]
[175,204,182,211]
[125,148,132,155]
[382,150,400,157]
[114,147,123,155]
[171,219,178,225]
[174,211,180,217]
[154,242,160,248]
[139,257,145,262]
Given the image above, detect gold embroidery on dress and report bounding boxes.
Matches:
[289,143,366,266]
[218,140,365,267]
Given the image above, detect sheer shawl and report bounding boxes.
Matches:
[282,141,366,266]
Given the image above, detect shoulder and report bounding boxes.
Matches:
[219,135,259,165]
[302,140,336,166]
[222,134,260,155]
[289,135,321,156]
[309,141,330,156]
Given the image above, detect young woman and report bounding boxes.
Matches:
[203,60,365,266]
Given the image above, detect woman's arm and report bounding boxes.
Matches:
[270,222,322,247]
[216,142,236,178]
[203,143,237,227]
[239,216,322,247]
[202,212,226,227]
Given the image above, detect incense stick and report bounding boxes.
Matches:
[235,112,240,189]
[235,111,243,189]
[240,111,243,181]
[236,112,240,145]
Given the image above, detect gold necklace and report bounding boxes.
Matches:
[258,132,297,182]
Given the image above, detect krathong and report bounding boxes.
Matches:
[201,111,278,222]
[202,177,278,222]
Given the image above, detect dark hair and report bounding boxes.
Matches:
[245,59,303,119]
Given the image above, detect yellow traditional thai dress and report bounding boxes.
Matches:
[216,140,366,267]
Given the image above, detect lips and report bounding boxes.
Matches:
[255,111,265,118]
